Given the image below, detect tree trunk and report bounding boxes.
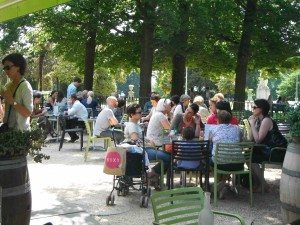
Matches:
[171,0,189,96]
[84,28,97,91]
[38,51,46,91]
[137,0,156,107]
[171,54,186,96]
[234,0,257,110]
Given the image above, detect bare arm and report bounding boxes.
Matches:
[2,90,32,117]
[249,117,273,143]
[194,114,202,137]
[108,116,119,126]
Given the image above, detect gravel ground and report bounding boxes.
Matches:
[28,138,284,225]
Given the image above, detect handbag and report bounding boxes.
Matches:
[0,80,25,133]
[103,146,127,176]
[266,120,287,148]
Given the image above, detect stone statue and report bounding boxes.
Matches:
[128,84,134,102]
[256,78,270,100]
[247,89,254,101]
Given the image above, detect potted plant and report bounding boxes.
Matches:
[0,122,49,225]
[285,104,300,140]
[280,104,300,223]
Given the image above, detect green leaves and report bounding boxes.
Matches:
[0,122,49,163]
[286,105,300,137]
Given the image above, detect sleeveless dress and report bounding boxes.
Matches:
[252,117,287,163]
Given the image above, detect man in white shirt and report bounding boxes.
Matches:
[93,96,124,143]
[65,93,88,142]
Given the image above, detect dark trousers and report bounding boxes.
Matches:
[65,118,85,140]
[99,129,124,144]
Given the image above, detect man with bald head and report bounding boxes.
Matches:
[93,96,124,143]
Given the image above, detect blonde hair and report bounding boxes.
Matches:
[213,93,224,102]
[193,95,204,105]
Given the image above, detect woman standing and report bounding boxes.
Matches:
[1,53,33,131]
[1,53,33,225]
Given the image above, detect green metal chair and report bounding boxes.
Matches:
[213,142,254,207]
[84,121,112,161]
[150,186,246,225]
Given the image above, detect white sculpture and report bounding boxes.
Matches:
[128,84,134,102]
[256,78,270,100]
[247,89,254,101]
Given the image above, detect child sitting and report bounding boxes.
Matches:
[176,127,201,169]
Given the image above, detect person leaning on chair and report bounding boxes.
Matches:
[93,96,124,144]
[65,93,88,143]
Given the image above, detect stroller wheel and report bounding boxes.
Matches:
[143,196,149,208]
[122,188,127,196]
[106,195,111,206]
[117,189,122,196]
[139,196,149,208]
[147,187,152,197]
[111,194,115,205]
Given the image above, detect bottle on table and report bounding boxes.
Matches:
[198,192,214,225]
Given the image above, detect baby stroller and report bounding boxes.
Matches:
[105,129,151,208]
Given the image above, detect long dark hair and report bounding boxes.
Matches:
[254,99,270,117]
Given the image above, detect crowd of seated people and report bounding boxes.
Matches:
[119,91,287,196]
[30,86,287,196]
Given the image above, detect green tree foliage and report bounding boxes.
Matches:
[44,57,80,91]
[93,68,116,96]
[277,72,300,101]
[35,0,123,90]
[216,75,236,96]
[0,16,33,52]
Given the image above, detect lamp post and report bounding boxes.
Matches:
[185,67,188,95]
[295,74,299,103]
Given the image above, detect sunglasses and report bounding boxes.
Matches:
[252,106,260,109]
[3,65,15,71]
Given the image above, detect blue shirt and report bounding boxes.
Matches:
[67,83,77,99]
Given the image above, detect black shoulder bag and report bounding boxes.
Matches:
[0,80,25,133]
[266,119,288,148]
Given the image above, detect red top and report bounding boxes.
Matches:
[206,113,239,125]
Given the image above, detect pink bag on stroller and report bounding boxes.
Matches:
[103,147,127,176]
